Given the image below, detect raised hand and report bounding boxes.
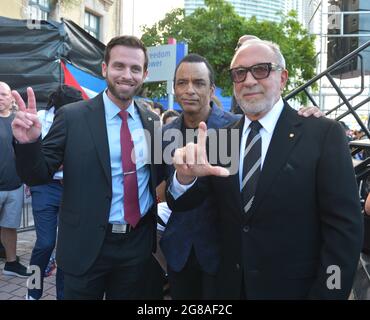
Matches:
[173,121,230,185]
[11,87,42,143]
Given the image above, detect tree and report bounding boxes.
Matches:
[140,0,316,104]
[141,8,185,47]
[241,11,317,102]
[140,8,186,98]
[181,0,246,95]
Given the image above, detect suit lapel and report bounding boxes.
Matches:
[136,99,155,135]
[135,100,158,192]
[248,104,302,221]
[85,93,111,186]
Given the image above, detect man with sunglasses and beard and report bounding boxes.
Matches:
[11,36,162,299]
[167,39,363,299]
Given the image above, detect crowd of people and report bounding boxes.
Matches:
[0,33,366,300]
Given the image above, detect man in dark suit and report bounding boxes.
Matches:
[167,39,363,299]
[11,36,162,299]
[161,54,240,299]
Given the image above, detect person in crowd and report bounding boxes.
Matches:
[365,193,370,216]
[161,52,323,299]
[152,102,164,117]
[26,85,83,300]
[231,35,323,118]
[231,35,261,114]
[162,109,180,125]
[167,39,363,299]
[0,229,5,259]
[339,121,354,142]
[161,53,241,299]
[11,36,163,299]
[0,81,30,278]
[235,34,260,51]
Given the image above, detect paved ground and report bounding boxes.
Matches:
[0,222,367,300]
[0,229,57,300]
[0,228,171,301]
[0,197,366,300]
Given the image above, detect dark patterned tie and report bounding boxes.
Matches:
[118,110,141,228]
[241,121,262,214]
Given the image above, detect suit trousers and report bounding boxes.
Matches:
[63,214,157,300]
[167,247,217,300]
[28,181,64,300]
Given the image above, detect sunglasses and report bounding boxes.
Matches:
[229,63,284,83]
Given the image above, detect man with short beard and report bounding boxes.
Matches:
[167,39,363,299]
[11,36,162,299]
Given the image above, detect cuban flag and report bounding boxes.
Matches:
[62,61,106,100]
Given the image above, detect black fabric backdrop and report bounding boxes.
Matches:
[0,16,105,109]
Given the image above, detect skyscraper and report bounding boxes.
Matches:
[184,0,288,23]
[286,0,305,24]
[244,0,287,22]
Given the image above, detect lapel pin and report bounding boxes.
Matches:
[289,133,295,138]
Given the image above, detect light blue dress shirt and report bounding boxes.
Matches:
[103,91,153,224]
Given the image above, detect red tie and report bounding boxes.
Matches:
[118,110,141,228]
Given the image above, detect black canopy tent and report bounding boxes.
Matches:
[0,16,105,108]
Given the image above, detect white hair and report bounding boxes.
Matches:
[233,39,286,69]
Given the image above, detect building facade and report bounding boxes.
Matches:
[0,0,123,44]
[243,0,287,22]
[286,0,304,23]
[184,0,288,23]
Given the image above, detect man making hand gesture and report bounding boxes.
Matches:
[167,39,363,299]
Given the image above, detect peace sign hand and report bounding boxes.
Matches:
[11,87,42,143]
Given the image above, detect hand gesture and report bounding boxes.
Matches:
[11,87,42,143]
[297,105,324,118]
[173,121,230,185]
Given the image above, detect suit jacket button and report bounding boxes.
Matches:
[99,224,106,231]
[243,225,250,233]
[236,263,241,270]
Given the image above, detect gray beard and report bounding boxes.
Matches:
[237,98,274,116]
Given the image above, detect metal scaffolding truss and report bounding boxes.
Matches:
[300,0,370,129]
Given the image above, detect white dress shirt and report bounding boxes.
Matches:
[238,97,284,189]
[38,107,63,180]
